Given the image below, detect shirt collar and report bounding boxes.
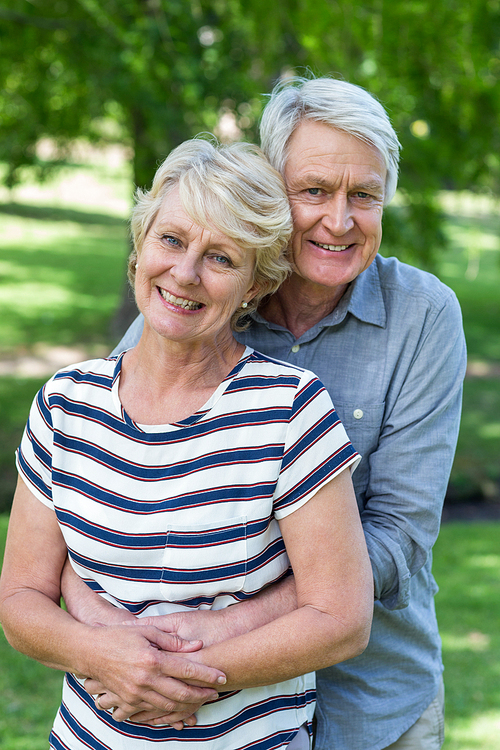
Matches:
[252,255,387,336]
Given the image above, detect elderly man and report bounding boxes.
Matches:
[65,77,466,749]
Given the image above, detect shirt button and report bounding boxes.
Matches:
[291,345,300,353]
[353,409,364,420]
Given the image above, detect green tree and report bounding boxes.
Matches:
[1,0,499,297]
[285,0,500,265]
[0,1,267,189]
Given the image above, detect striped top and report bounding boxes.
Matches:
[17,347,359,750]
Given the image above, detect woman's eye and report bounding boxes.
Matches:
[212,254,231,266]
[162,235,181,246]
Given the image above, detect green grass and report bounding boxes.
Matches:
[0,203,129,351]
[0,157,132,511]
[439,198,500,363]
[434,522,500,749]
[1,515,499,748]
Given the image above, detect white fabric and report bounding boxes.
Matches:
[18,348,359,749]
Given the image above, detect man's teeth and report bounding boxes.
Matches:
[314,242,350,252]
[160,289,202,310]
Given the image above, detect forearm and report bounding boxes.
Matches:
[1,586,100,675]
[187,602,371,691]
[61,558,135,626]
[192,575,298,646]
[221,574,297,640]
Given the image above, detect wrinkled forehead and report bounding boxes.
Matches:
[284,121,387,193]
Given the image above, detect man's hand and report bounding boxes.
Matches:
[124,576,298,650]
[127,609,232,649]
[61,559,134,626]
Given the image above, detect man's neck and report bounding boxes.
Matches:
[259,275,348,339]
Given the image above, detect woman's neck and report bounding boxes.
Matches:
[118,327,245,425]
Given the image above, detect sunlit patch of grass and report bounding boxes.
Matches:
[0,211,129,351]
[434,523,500,750]
[445,711,500,750]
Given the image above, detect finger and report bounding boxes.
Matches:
[142,626,203,653]
[150,675,220,707]
[111,703,143,723]
[83,678,105,695]
[96,691,121,712]
[129,709,199,727]
[155,650,226,688]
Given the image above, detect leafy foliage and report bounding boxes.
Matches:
[0,0,499,267]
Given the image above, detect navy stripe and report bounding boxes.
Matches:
[54,433,283,479]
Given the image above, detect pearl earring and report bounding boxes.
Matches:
[135,263,138,270]
[241,301,248,309]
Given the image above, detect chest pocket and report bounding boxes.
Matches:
[160,516,248,604]
[333,401,385,502]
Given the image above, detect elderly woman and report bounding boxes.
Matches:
[0,138,372,750]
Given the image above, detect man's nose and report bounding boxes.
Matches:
[322,194,354,235]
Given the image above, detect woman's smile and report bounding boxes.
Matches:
[157,287,204,311]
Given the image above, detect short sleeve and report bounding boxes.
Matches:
[273,371,360,519]
[16,383,54,509]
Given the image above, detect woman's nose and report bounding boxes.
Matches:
[170,251,201,285]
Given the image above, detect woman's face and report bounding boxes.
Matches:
[135,186,259,348]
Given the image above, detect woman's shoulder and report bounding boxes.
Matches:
[44,355,120,395]
[240,348,322,387]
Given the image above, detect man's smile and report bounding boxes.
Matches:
[311,242,351,252]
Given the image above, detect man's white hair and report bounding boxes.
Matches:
[260,76,401,205]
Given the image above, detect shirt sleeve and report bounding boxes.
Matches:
[362,290,467,610]
[16,382,55,509]
[273,371,360,520]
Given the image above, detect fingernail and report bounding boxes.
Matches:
[217,675,227,685]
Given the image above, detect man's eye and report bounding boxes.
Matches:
[307,188,322,196]
[355,192,370,199]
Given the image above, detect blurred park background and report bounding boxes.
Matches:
[0,1,499,748]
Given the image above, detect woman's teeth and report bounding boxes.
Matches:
[159,289,202,310]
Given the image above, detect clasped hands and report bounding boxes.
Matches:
[80,610,228,729]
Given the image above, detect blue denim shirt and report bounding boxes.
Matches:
[113,254,467,750]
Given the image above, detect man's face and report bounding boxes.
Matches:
[284,120,386,294]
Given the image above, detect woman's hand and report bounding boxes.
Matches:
[80,622,226,721]
[83,680,202,728]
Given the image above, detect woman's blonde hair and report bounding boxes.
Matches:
[128,137,292,329]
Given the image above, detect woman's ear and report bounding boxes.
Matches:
[243,280,261,306]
